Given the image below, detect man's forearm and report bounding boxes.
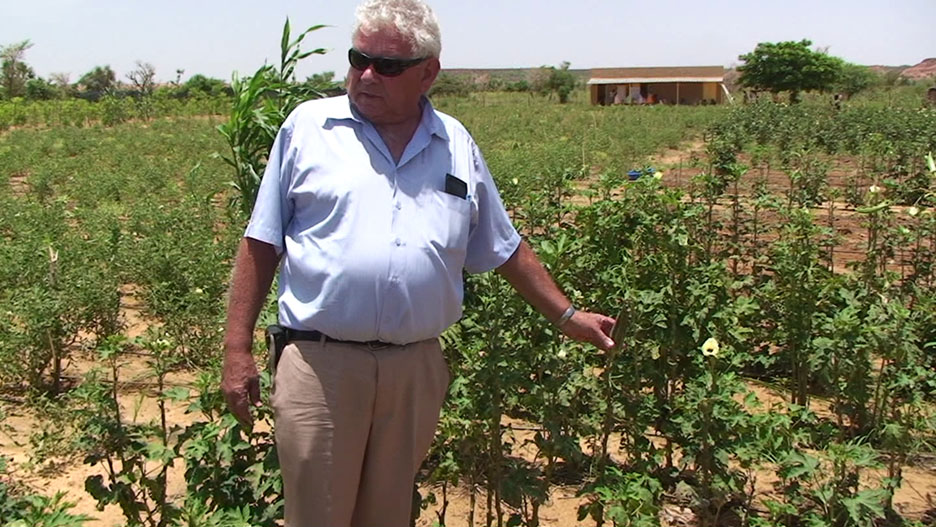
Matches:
[224,237,280,353]
[496,239,616,350]
[495,240,570,324]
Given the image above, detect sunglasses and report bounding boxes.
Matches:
[348,48,426,77]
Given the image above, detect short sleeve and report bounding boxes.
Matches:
[244,118,296,255]
[464,141,521,274]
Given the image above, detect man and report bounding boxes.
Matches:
[221,1,615,525]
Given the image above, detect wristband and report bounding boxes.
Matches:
[555,305,576,327]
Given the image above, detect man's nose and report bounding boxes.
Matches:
[360,64,380,82]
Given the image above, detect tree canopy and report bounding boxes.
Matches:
[737,39,843,103]
[530,61,577,103]
[834,63,877,98]
[78,65,117,100]
[126,60,156,97]
[1,40,35,98]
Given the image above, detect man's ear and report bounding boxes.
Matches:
[420,57,441,93]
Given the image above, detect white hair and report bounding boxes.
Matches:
[352,0,442,59]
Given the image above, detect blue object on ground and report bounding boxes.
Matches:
[628,167,656,180]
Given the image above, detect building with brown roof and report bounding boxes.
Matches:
[587,66,729,105]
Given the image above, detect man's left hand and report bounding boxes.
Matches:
[560,310,616,351]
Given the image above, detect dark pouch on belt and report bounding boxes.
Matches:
[266,324,288,376]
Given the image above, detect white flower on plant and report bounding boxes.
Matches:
[557,349,568,359]
[701,337,720,357]
[869,185,881,194]
[908,206,920,217]
[653,171,663,180]
[194,287,204,294]
[511,178,519,185]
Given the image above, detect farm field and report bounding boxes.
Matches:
[1,88,936,527]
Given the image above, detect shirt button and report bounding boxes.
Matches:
[395,202,402,210]
[395,238,402,246]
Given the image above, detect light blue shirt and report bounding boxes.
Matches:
[245,95,521,344]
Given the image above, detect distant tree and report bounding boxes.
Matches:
[834,63,876,98]
[304,71,343,95]
[48,72,75,97]
[428,73,469,97]
[505,80,530,92]
[546,61,577,103]
[78,65,116,100]
[49,72,70,87]
[737,39,843,103]
[126,60,156,97]
[182,74,231,97]
[1,39,35,98]
[25,77,59,100]
[528,66,552,95]
[530,62,577,103]
[879,69,912,87]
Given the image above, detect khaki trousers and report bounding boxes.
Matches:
[271,337,450,527]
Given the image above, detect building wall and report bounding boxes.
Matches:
[589,81,725,105]
[647,82,705,104]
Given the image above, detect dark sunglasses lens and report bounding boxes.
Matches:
[349,49,415,77]
[349,49,370,70]
[374,59,407,76]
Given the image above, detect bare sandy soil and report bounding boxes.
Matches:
[5,377,934,526]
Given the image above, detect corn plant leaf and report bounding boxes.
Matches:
[280,18,291,64]
[290,24,328,49]
[297,48,327,60]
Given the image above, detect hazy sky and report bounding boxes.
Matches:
[3,0,934,84]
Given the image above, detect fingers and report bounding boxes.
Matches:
[247,374,262,407]
[221,353,260,427]
[598,315,616,334]
[565,311,615,351]
[224,387,254,427]
[592,327,615,351]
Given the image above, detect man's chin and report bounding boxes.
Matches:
[352,93,380,109]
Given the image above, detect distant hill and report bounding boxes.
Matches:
[868,65,909,77]
[899,58,936,81]
[441,58,936,89]
[440,67,591,85]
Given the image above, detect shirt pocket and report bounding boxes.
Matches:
[429,191,471,255]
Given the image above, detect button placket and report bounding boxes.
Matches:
[378,168,405,339]
[375,167,401,340]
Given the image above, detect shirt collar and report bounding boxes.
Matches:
[329,94,449,142]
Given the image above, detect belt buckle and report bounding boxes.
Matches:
[366,340,391,350]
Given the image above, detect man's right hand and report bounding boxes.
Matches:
[221,238,280,427]
[221,348,261,426]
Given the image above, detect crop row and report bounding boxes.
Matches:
[0,94,934,526]
[0,94,230,131]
